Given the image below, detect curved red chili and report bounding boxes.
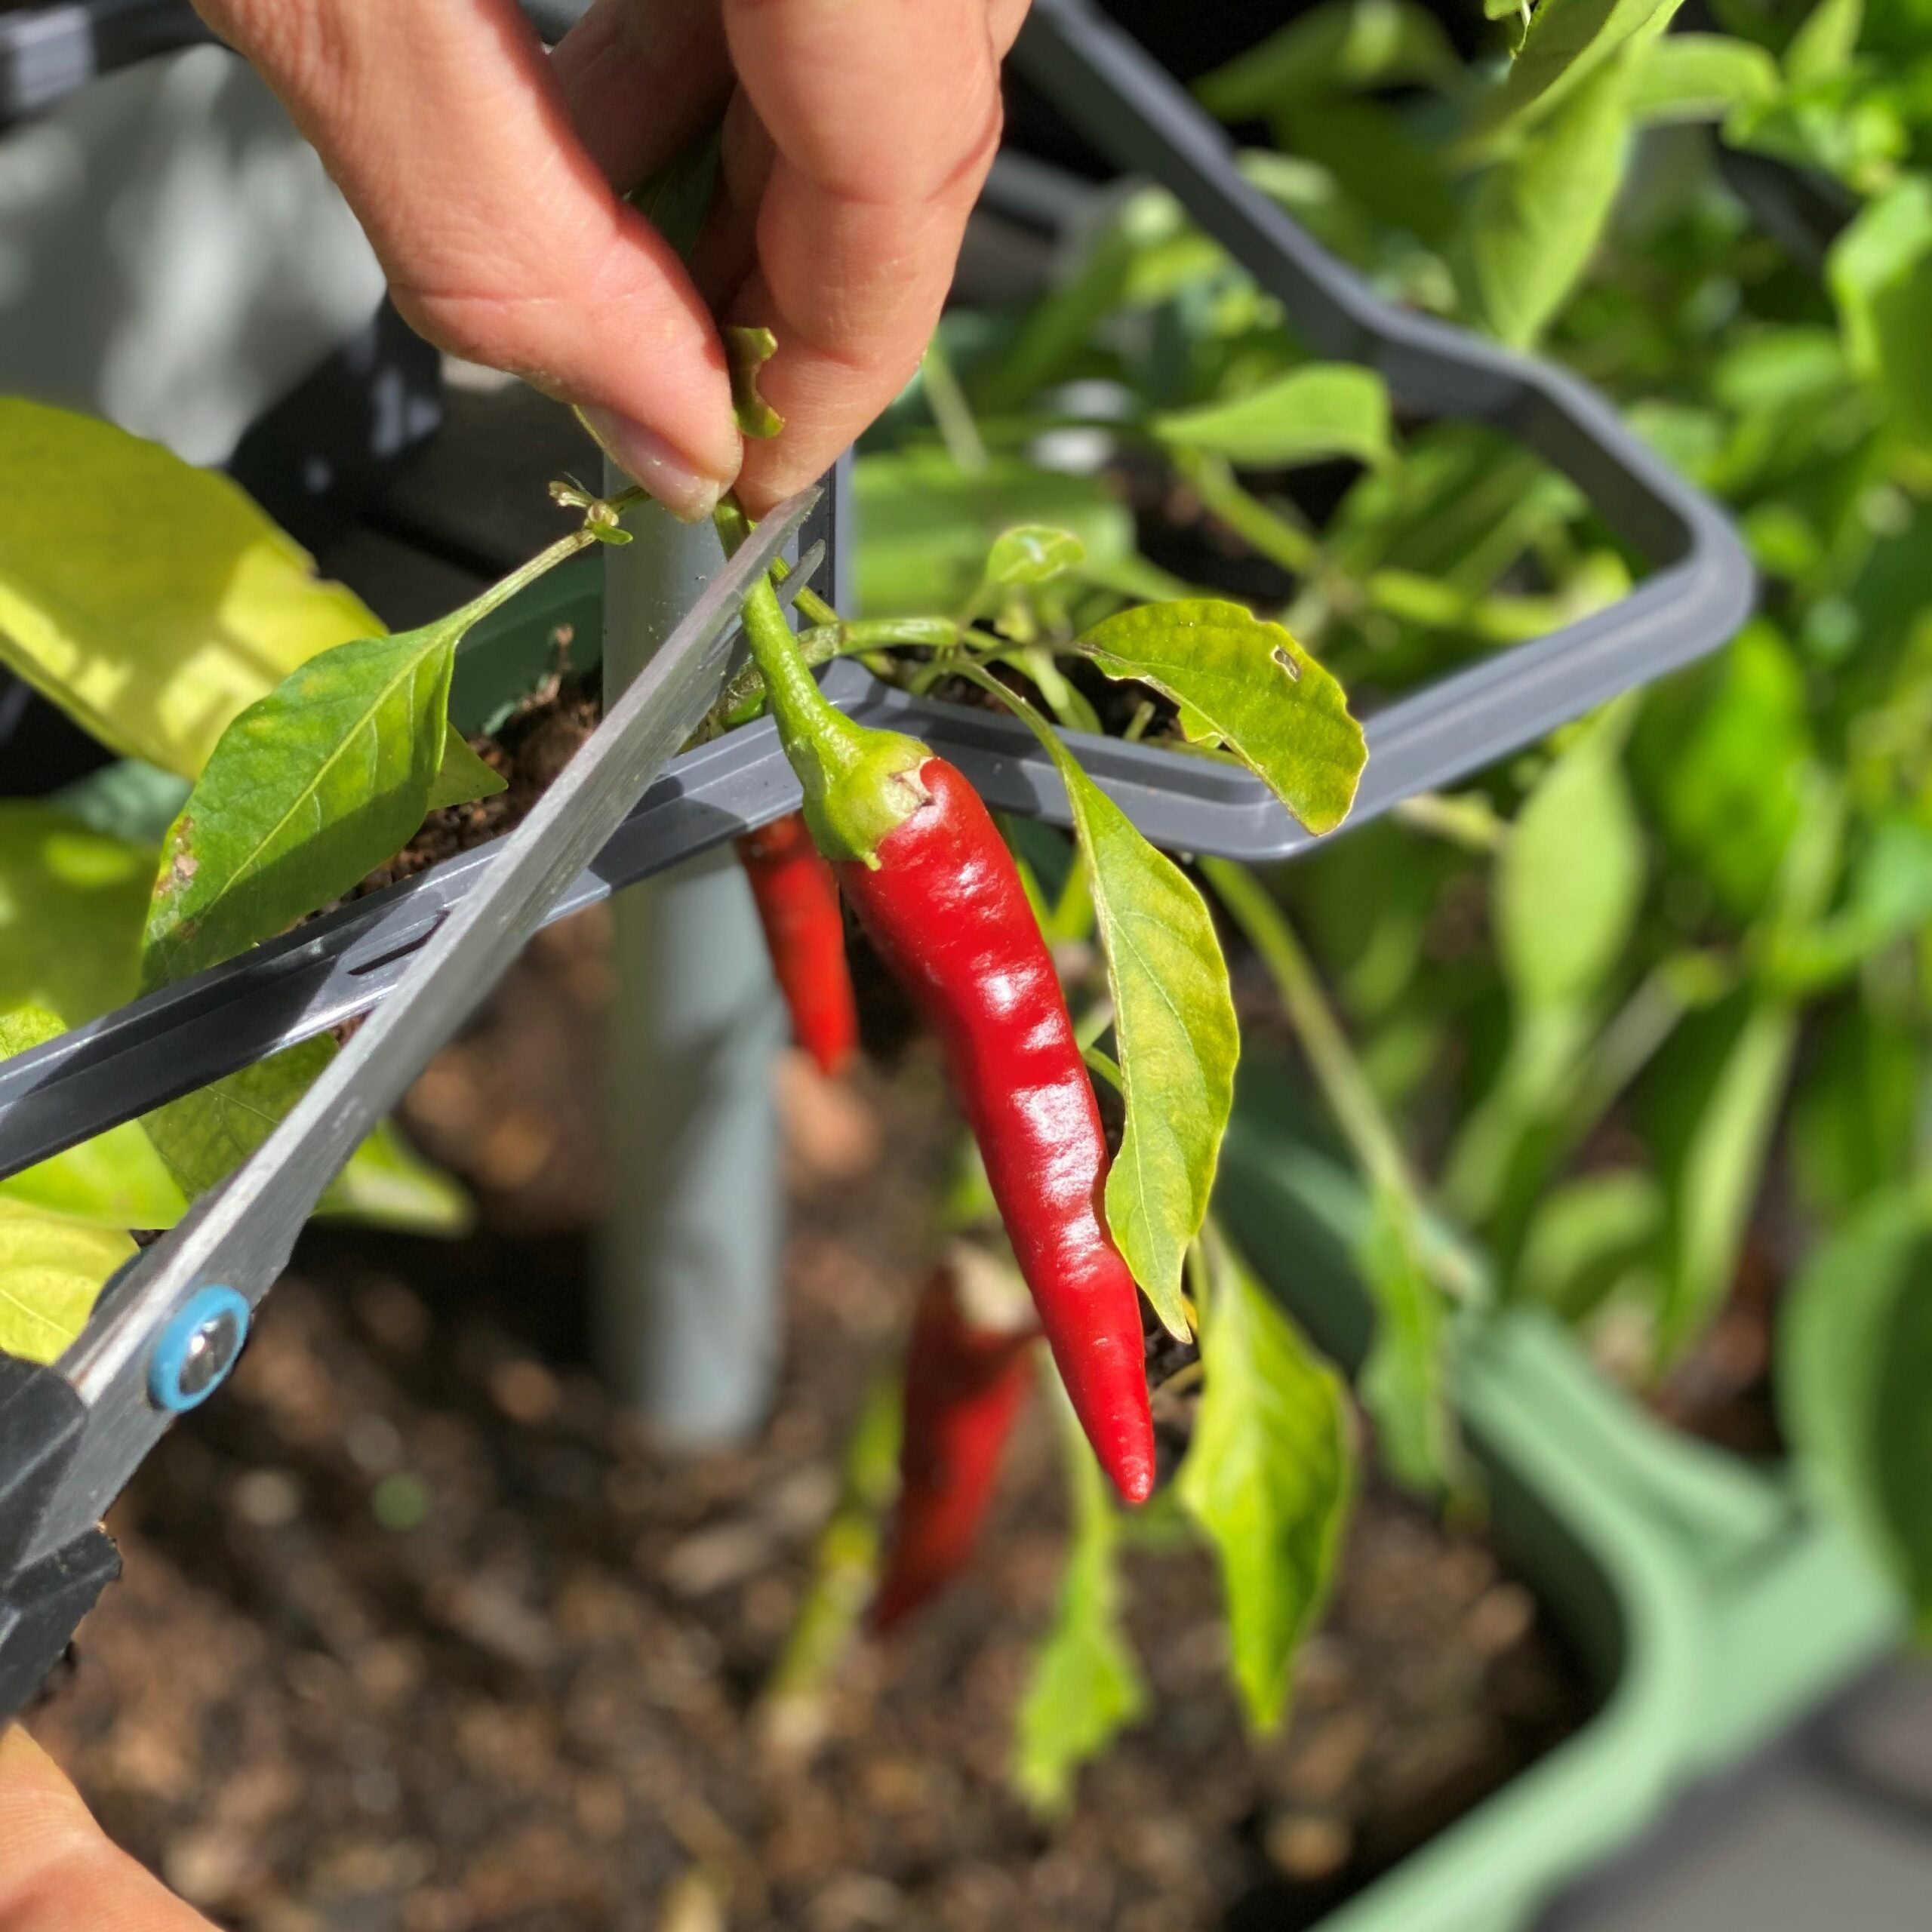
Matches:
[837,761,1155,1506]
[874,1261,1035,1632]
[731,551,1156,1506]
[736,810,859,1077]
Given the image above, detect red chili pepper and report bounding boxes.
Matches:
[874,1260,1035,1633]
[836,761,1155,1503]
[736,811,860,1077]
[734,553,1156,1506]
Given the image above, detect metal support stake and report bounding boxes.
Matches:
[595,471,785,1446]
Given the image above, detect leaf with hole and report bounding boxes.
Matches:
[1079,600,1365,835]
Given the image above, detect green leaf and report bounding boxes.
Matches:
[427,724,507,812]
[1785,0,1863,84]
[1489,0,1676,131]
[0,398,383,777]
[0,1008,186,1229]
[319,1118,472,1235]
[1013,1395,1146,1815]
[1659,997,1800,1359]
[51,760,191,848]
[854,452,1137,617]
[1780,1183,1932,1629]
[1029,728,1238,1339]
[0,1198,132,1365]
[986,525,1087,588]
[1495,708,1646,1011]
[1632,621,1810,921]
[1627,31,1780,121]
[1829,175,1932,444]
[1356,1184,1455,1491]
[0,802,150,1026]
[146,1035,469,1231]
[1153,365,1392,470]
[1789,998,1919,1221]
[1078,600,1365,836]
[143,1038,337,1198]
[1178,1235,1352,1729]
[1515,1169,1664,1317]
[1195,0,1460,118]
[141,617,469,989]
[1463,57,1638,349]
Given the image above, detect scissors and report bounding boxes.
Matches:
[0,485,820,1723]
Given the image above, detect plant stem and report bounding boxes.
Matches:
[922,334,990,472]
[452,485,650,646]
[1174,448,1321,577]
[1201,857,1414,1202]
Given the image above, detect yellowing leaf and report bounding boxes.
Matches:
[0,1197,132,1365]
[1080,599,1365,836]
[0,398,381,777]
[0,1007,186,1229]
[1178,1237,1351,1730]
[0,801,150,1026]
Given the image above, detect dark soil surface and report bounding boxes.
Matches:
[28,914,1589,1932]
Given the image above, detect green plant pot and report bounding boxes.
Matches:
[1215,1059,1903,1932]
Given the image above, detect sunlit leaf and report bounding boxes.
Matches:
[0,1007,186,1229]
[319,1117,472,1235]
[0,398,381,777]
[0,1198,131,1365]
[986,525,1087,587]
[1461,57,1638,349]
[427,724,507,812]
[1781,1183,1932,1631]
[1628,31,1780,122]
[1079,600,1365,836]
[145,1033,469,1230]
[0,801,149,1026]
[1784,0,1864,85]
[1178,1235,1352,1729]
[1495,707,1646,1011]
[1013,1392,1146,1815]
[1487,0,1675,131]
[1011,723,1236,1339]
[1195,0,1459,118]
[1829,175,1932,443]
[855,452,1137,616]
[140,616,472,989]
[1153,365,1392,470]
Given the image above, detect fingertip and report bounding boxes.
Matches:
[577,405,740,523]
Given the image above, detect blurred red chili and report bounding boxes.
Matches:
[874,1260,1036,1632]
[736,810,859,1076]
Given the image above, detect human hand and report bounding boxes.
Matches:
[0,1727,213,1931]
[194,0,1029,519]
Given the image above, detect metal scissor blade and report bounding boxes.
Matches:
[21,487,819,1569]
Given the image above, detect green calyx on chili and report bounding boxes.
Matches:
[720,500,1157,1506]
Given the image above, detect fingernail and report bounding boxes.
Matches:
[576,405,732,523]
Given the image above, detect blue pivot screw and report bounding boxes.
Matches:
[146,1286,251,1414]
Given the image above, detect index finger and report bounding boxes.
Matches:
[719,0,1020,509]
